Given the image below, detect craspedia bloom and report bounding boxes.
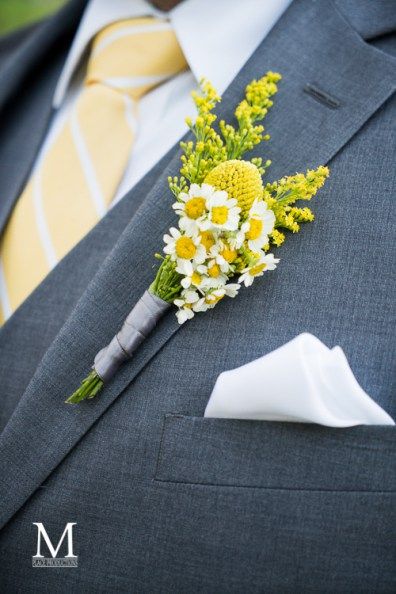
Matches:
[205,160,263,216]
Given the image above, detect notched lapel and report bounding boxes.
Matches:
[0,0,395,529]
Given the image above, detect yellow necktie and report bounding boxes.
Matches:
[0,17,187,322]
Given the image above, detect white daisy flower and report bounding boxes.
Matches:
[192,282,241,314]
[229,228,246,250]
[200,288,225,308]
[192,297,211,313]
[239,252,279,287]
[198,229,219,253]
[172,183,213,234]
[241,199,275,252]
[223,283,241,298]
[175,259,193,277]
[198,260,228,287]
[163,227,206,267]
[179,264,208,290]
[174,289,200,324]
[209,241,238,274]
[201,190,241,232]
[205,282,240,305]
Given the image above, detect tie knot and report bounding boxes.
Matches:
[85,17,187,100]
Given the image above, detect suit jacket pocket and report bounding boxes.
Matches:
[154,414,396,491]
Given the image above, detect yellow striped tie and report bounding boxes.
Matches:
[0,17,187,322]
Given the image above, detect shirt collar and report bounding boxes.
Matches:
[53,0,292,108]
[171,0,292,94]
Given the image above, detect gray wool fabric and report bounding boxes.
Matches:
[0,0,395,592]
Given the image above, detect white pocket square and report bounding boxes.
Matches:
[204,333,394,427]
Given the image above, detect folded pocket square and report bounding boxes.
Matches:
[204,333,394,427]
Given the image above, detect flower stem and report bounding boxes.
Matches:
[149,256,182,303]
[65,370,104,403]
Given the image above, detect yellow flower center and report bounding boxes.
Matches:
[208,264,221,278]
[175,236,197,260]
[221,246,237,263]
[185,197,206,219]
[200,231,216,251]
[191,272,202,286]
[211,206,229,225]
[247,218,263,240]
[205,293,224,305]
[250,263,266,276]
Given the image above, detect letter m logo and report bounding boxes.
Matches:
[33,523,77,559]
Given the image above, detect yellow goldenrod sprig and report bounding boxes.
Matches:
[168,175,188,197]
[268,229,286,248]
[263,166,329,241]
[251,156,272,176]
[266,166,329,205]
[174,79,227,189]
[220,72,282,160]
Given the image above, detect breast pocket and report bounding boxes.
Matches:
[154,414,396,491]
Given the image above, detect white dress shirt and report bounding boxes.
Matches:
[33,0,292,206]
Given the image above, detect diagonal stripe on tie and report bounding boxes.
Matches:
[0,16,188,321]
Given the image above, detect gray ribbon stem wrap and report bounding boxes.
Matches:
[93,290,171,383]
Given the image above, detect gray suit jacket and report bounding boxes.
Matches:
[0,0,395,591]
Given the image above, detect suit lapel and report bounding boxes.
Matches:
[0,0,87,234]
[0,0,395,529]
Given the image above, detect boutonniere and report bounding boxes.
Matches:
[67,72,329,403]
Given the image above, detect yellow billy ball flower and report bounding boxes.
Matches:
[205,160,263,215]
